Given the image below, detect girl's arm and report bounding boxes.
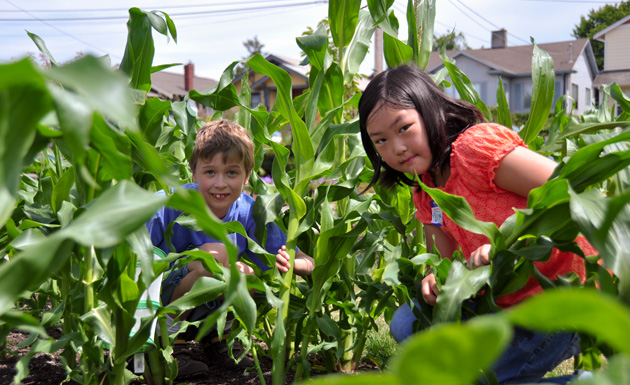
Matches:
[494,146,557,197]
[425,224,458,260]
[466,147,557,268]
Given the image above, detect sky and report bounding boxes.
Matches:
[0,0,621,81]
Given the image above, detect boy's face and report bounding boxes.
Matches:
[192,153,250,218]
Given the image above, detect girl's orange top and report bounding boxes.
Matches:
[413,123,595,308]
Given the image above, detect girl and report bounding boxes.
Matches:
[359,64,595,384]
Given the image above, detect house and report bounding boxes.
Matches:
[232,54,310,110]
[149,62,218,117]
[426,30,599,116]
[592,14,630,113]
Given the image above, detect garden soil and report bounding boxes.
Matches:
[1,329,378,385]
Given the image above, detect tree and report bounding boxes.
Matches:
[234,35,266,76]
[433,31,470,51]
[572,1,630,70]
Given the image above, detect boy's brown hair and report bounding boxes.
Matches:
[189,119,255,174]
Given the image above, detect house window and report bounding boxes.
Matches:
[514,83,522,110]
[473,82,487,101]
[553,81,562,108]
[251,92,262,108]
[572,84,579,109]
[523,83,533,109]
[585,88,591,107]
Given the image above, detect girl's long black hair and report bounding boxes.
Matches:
[359,64,485,191]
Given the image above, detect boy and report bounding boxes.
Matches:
[146,119,314,378]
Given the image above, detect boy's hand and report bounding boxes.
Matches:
[421,273,440,306]
[235,261,255,275]
[275,245,291,272]
[468,244,491,269]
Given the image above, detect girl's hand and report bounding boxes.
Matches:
[468,244,492,269]
[235,261,255,275]
[421,273,440,306]
[275,245,291,272]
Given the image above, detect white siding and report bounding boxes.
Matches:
[567,50,595,116]
[604,23,630,71]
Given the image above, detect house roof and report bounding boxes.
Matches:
[593,14,630,42]
[593,69,630,87]
[427,39,595,77]
[150,70,218,99]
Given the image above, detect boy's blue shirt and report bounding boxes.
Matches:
[146,183,287,271]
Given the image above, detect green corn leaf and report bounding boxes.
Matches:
[367,0,396,35]
[519,41,555,145]
[119,8,157,93]
[391,315,512,385]
[341,9,376,85]
[139,97,171,146]
[26,31,58,67]
[417,179,501,245]
[415,0,436,70]
[569,188,630,302]
[508,288,630,355]
[63,181,166,248]
[46,55,138,131]
[328,0,361,51]
[248,54,314,188]
[439,49,492,121]
[496,77,513,129]
[0,59,52,228]
[383,32,413,68]
[605,83,630,114]
[433,261,491,323]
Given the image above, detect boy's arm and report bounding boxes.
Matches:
[275,246,315,276]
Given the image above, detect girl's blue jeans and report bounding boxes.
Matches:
[390,301,581,384]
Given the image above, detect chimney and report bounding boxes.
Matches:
[491,29,507,49]
[184,62,194,91]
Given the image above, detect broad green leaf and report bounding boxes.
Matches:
[341,10,376,85]
[417,179,501,243]
[168,276,227,311]
[51,166,75,214]
[47,86,91,164]
[367,0,396,35]
[297,373,398,385]
[0,59,52,228]
[391,315,512,384]
[508,288,630,355]
[406,0,419,66]
[415,0,436,69]
[296,24,328,72]
[569,188,630,302]
[383,32,413,68]
[90,115,133,182]
[605,83,630,113]
[62,181,166,248]
[519,41,555,145]
[120,8,156,93]
[248,54,314,188]
[554,131,630,192]
[0,235,73,316]
[46,55,138,130]
[571,354,630,385]
[433,261,491,323]
[317,62,344,119]
[139,97,171,146]
[26,31,58,67]
[496,77,513,129]
[231,274,256,334]
[328,0,361,51]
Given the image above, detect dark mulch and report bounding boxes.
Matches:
[1,330,379,385]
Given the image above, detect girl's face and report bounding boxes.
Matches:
[366,103,433,176]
